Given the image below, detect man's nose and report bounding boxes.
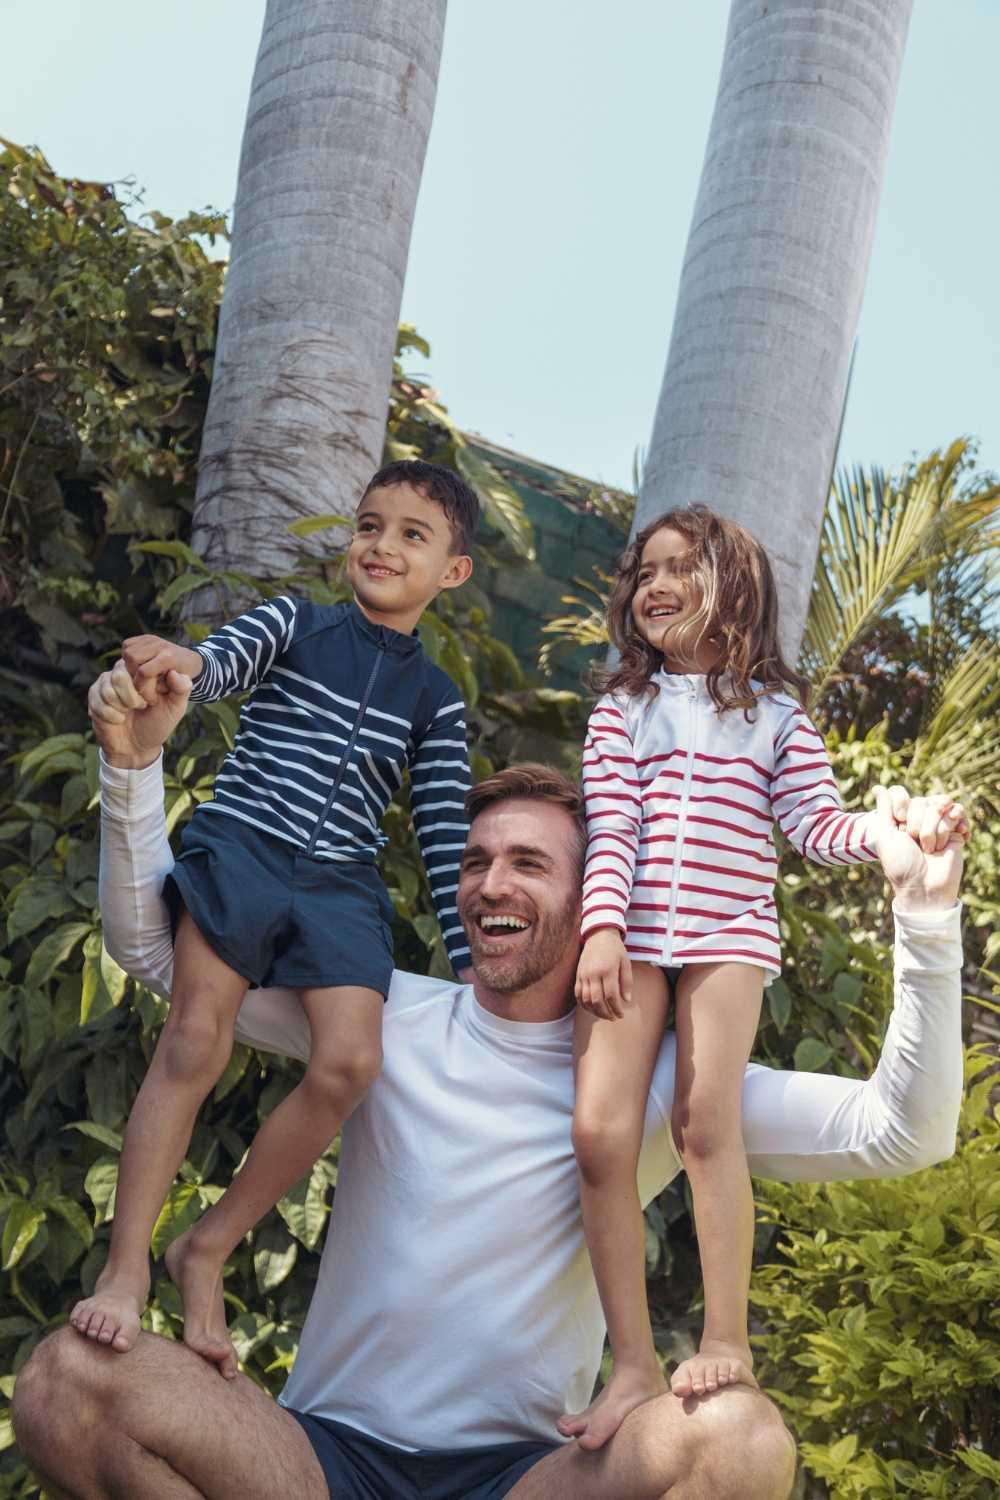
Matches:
[478,861,514,900]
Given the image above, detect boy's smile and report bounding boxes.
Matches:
[346,482,472,635]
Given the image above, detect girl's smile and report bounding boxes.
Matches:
[631,526,716,672]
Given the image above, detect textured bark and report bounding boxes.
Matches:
[634,0,913,655]
[189,0,447,597]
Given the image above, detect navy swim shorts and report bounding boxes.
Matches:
[163,810,395,996]
[287,1411,557,1499]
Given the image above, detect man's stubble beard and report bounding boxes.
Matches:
[464,904,580,993]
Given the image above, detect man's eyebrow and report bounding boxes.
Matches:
[460,843,554,865]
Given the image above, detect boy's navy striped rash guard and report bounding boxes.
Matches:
[188,596,472,973]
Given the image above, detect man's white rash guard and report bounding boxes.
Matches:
[99,755,964,1452]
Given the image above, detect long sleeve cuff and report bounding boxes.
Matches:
[99,751,166,819]
[892,900,963,974]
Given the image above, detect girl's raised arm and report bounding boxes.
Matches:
[771,702,879,866]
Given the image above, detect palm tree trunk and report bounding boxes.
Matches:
[189,0,447,609]
[633,0,913,655]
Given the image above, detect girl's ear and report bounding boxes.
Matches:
[438,553,473,591]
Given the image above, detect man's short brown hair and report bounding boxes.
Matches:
[465,763,587,873]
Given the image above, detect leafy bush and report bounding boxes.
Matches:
[0,142,582,1495]
[752,1051,1000,1498]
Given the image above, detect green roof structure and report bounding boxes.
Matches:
[464,435,629,692]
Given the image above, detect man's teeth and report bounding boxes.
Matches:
[479,915,530,931]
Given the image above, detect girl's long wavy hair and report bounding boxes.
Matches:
[595,504,812,714]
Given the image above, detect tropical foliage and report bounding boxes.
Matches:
[1,141,997,1498]
[541,447,1000,1492]
[0,142,565,1496]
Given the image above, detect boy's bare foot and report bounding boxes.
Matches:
[69,1267,150,1353]
[164,1226,238,1380]
[670,1339,756,1399]
[556,1360,668,1451]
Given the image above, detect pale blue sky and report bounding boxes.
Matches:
[8,2,998,490]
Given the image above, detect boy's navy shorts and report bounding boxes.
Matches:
[163,810,395,996]
[287,1411,557,1499]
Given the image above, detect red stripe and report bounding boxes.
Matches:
[672,948,776,966]
[643,790,773,826]
[773,780,837,811]
[583,886,630,905]
[584,770,642,789]
[638,833,775,865]
[588,830,638,851]
[685,813,772,843]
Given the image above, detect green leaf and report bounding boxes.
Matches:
[957,1449,1000,1480]
[253,1223,298,1293]
[83,1157,119,1226]
[793,1037,835,1072]
[277,1161,330,1250]
[1,1202,46,1271]
[45,1196,94,1249]
[133,539,204,567]
[24,921,91,989]
[63,1121,123,1152]
[286,513,353,537]
[150,1182,201,1257]
[767,979,792,1033]
[6,878,78,940]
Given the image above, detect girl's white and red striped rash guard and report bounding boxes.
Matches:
[581,673,880,977]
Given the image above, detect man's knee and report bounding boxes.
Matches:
[694,1388,796,1499]
[12,1327,101,1455]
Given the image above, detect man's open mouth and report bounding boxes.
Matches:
[475,912,532,941]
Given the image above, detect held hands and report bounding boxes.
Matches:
[873,785,968,911]
[88,658,192,769]
[575,928,632,1020]
[121,635,203,703]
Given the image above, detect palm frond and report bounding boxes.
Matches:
[906,638,1000,814]
[538,574,611,677]
[802,440,1000,703]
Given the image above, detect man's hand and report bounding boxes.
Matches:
[874,785,967,911]
[121,635,203,704]
[575,928,632,1020]
[88,660,192,769]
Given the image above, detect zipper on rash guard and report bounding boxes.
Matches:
[663,678,699,963]
[306,641,387,856]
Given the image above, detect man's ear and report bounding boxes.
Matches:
[437,553,473,591]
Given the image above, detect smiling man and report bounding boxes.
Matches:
[13,666,966,1500]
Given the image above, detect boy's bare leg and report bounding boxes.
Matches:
[69,914,249,1354]
[12,1326,328,1500]
[166,984,382,1377]
[558,963,670,1451]
[670,963,762,1397]
[513,1384,795,1499]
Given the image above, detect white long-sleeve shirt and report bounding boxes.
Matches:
[582,677,879,975]
[99,755,963,1451]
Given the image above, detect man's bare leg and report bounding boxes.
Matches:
[512,1384,795,1500]
[11,1327,328,1500]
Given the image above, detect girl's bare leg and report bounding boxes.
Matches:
[558,961,670,1451]
[69,913,250,1354]
[670,962,763,1398]
[165,983,383,1376]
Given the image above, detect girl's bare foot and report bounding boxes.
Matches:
[556,1360,668,1451]
[69,1266,150,1353]
[164,1226,238,1380]
[670,1339,756,1399]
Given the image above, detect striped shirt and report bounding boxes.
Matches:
[188,596,472,972]
[581,673,879,977]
